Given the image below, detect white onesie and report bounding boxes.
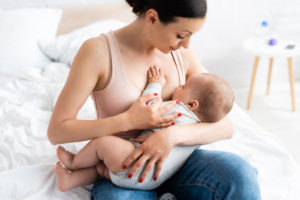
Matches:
[109,83,200,190]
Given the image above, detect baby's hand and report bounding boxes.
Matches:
[147,66,166,86]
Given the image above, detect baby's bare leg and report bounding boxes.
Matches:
[57,139,101,171]
[57,136,135,172]
[56,136,135,192]
[94,135,136,173]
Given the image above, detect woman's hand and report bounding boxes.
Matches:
[122,127,176,182]
[125,94,179,130]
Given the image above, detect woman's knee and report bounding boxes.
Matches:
[176,150,261,200]
[210,151,261,200]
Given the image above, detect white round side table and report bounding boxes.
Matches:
[243,37,300,112]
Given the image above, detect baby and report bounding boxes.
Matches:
[55,66,234,191]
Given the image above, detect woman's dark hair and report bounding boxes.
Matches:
[125,0,207,24]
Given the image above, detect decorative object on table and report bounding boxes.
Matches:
[268,38,277,46]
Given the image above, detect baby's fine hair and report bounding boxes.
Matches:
[193,73,234,122]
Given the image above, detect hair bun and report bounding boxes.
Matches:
[126,0,207,23]
[126,0,145,14]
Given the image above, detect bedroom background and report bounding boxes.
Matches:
[2,0,300,85]
[0,0,300,199]
[3,0,298,162]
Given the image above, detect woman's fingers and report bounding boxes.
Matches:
[126,152,167,183]
[149,99,181,127]
[149,96,163,108]
[122,148,143,171]
[161,112,181,123]
[139,93,159,105]
[160,100,179,114]
[157,100,181,125]
[153,157,166,181]
[159,118,178,127]
[138,155,159,182]
[124,130,174,184]
[149,97,163,116]
[127,153,150,179]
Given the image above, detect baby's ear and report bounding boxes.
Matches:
[187,100,199,111]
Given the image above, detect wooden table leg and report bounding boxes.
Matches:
[247,56,260,109]
[288,57,296,112]
[266,57,274,95]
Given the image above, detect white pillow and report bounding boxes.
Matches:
[0,8,62,69]
[39,20,126,66]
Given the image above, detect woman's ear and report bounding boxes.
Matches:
[145,9,159,25]
[187,100,199,111]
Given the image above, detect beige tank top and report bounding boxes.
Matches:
[91,31,186,139]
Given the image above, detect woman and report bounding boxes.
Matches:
[48,0,261,199]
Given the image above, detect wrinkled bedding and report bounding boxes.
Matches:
[0,63,299,200]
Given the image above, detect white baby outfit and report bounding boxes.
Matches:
[109,83,200,190]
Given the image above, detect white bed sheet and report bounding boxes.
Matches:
[0,62,299,200]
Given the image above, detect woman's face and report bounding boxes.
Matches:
[149,16,206,53]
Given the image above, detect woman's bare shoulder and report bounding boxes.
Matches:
[76,35,110,69]
[180,48,204,77]
[49,35,111,125]
[70,35,111,90]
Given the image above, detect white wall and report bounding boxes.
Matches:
[0,0,120,8]
[190,0,300,88]
[1,0,299,88]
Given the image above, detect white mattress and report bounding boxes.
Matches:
[0,63,299,200]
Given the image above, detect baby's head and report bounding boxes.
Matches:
[172,73,234,122]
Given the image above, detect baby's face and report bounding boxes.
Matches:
[172,75,203,103]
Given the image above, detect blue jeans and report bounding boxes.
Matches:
[91,149,261,200]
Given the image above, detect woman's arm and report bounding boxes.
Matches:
[169,115,233,146]
[48,37,178,145]
[48,37,128,144]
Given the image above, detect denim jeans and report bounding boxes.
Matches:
[91,149,261,200]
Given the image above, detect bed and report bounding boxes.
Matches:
[0,2,299,200]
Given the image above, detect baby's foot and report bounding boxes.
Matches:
[55,162,71,192]
[56,146,74,170]
[96,161,111,180]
